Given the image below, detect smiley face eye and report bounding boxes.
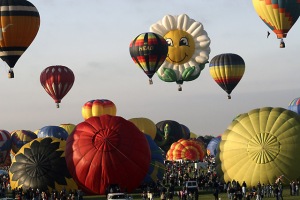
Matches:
[166,38,173,46]
[179,37,189,46]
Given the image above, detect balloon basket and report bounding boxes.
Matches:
[228,95,231,99]
[149,79,153,85]
[8,70,14,79]
[178,85,182,91]
[280,39,285,48]
[56,103,60,108]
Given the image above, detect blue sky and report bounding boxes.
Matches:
[1,0,300,136]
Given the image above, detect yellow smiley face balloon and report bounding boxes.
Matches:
[150,14,211,90]
[164,30,195,65]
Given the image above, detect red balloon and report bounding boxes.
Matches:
[40,65,75,108]
[65,115,151,195]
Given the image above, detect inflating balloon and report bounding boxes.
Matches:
[150,14,211,91]
[82,99,116,120]
[288,97,300,115]
[10,130,37,155]
[59,123,76,135]
[0,130,12,167]
[128,117,157,140]
[129,32,168,84]
[0,0,40,78]
[209,53,245,99]
[9,137,78,191]
[252,0,300,48]
[166,139,205,161]
[206,136,221,157]
[216,107,300,187]
[155,120,184,152]
[37,126,69,140]
[40,65,75,108]
[65,115,151,195]
[142,134,165,184]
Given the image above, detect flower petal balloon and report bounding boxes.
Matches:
[150,14,211,91]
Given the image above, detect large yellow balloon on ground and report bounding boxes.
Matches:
[216,107,300,187]
[128,117,157,140]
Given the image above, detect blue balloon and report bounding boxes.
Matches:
[142,134,165,184]
[288,97,300,115]
[38,126,69,140]
[207,136,221,157]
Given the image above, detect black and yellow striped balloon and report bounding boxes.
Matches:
[0,0,40,78]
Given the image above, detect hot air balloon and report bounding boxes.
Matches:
[154,120,184,152]
[209,53,245,99]
[129,32,168,84]
[9,137,78,191]
[59,123,76,135]
[10,130,37,155]
[150,14,211,91]
[128,117,157,140]
[166,139,205,161]
[37,125,69,140]
[288,97,300,115]
[40,65,75,108]
[216,107,300,187]
[181,124,191,139]
[65,115,151,195]
[0,130,12,167]
[252,0,300,48]
[142,134,165,184]
[206,136,221,157]
[0,0,40,78]
[81,99,116,120]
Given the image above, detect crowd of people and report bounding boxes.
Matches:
[139,156,300,200]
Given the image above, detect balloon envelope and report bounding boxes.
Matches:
[252,0,300,39]
[10,130,37,155]
[82,99,116,120]
[166,139,205,161]
[288,97,300,115]
[40,65,75,108]
[0,0,40,77]
[209,53,245,99]
[129,32,168,84]
[37,126,69,140]
[142,134,165,184]
[216,107,300,187]
[206,136,221,157]
[9,137,78,191]
[0,130,12,167]
[59,123,76,135]
[155,120,184,152]
[128,117,157,140]
[65,115,151,195]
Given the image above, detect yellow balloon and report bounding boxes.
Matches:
[128,117,157,140]
[216,107,300,187]
[59,123,76,135]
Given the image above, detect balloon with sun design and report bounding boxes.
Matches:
[150,14,211,91]
[9,137,78,191]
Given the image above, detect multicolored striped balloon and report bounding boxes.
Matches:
[288,97,300,115]
[209,53,245,99]
[166,139,205,161]
[0,0,40,78]
[129,32,168,84]
[252,0,300,47]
